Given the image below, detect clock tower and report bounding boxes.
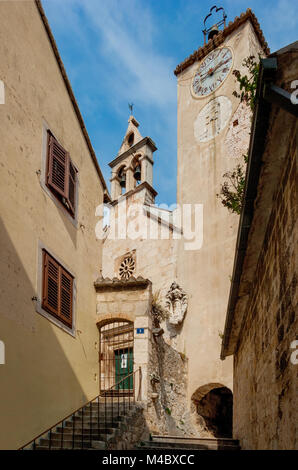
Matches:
[174,8,269,410]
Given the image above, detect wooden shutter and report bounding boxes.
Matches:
[60,269,73,326]
[47,134,69,199]
[42,250,73,328]
[68,159,76,215]
[42,251,59,317]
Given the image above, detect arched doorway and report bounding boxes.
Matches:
[99,320,134,397]
[192,383,233,437]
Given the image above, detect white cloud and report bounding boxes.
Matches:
[44,0,176,111]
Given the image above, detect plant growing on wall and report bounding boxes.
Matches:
[217,154,248,214]
[151,290,168,328]
[218,55,260,215]
[232,55,260,111]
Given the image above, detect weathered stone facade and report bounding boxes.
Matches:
[233,133,297,449]
[221,44,298,449]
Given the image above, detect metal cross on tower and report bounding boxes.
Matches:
[128,103,134,115]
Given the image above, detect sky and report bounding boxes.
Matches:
[42,0,298,205]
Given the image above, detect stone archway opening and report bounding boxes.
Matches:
[192,383,233,438]
[99,319,134,397]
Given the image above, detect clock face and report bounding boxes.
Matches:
[192,47,233,97]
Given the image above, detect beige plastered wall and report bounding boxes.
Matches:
[175,21,265,402]
[0,1,104,449]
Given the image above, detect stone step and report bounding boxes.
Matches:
[34,441,106,450]
[24,400,139,450]
[77,406,135,417]
[138,437,240,451]
[88,401,135,408]
[50,430,115,441]
[72,413,123,421]
[76,410,132,418]
[38,437,108,449]
[57,424,120,434]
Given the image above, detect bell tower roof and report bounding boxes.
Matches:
[108,115,157,203]
[117,115,144,156]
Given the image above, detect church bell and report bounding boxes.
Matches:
[134,165,141,181]
[120,173,126,188]
[208,24,219,41]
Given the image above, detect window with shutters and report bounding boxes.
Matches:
[46,131,77,217]
[42,249,74,328]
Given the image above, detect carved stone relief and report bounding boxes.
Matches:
[194,96,232,143]
[165,282,188,326]
[119,255,135,280]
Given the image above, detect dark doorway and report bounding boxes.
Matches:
[194,385,233,437]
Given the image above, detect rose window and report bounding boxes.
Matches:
[119,256,135,280]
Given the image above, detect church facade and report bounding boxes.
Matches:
[98,8,269,438]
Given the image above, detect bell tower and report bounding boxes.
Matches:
[109,114,157,204]
[174,8,269,404]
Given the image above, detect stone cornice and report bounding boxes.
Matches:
[110,181,158,205]
[109,137,157,168]
[94,276,151,291]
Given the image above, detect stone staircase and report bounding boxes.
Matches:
[23,400,144,450]
[137,435,240,451]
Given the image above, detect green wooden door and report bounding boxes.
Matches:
[115,348,133,390]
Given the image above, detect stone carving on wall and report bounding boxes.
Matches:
[165,282,188,326]
[119,255,135,280]
[194,96,232,143]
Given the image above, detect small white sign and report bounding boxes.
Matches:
[121,353,127,369]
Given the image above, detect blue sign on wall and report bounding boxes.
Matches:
[136,328,145,334]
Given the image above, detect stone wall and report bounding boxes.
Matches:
[233,133,297,449]
[144,334,206,437]
[106,403,149,450]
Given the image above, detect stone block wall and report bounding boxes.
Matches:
[233,136,297,449]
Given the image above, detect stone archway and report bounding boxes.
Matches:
[98,319,134,396]
[192,383,233,438]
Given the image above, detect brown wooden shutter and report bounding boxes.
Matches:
[42,251,59,317]
[59,269,73,326]
[67,159,76,215]
[42,250,73,328]
[47,135,69,199]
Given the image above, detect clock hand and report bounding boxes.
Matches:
[212,58,230,74]
[199,58,230,81]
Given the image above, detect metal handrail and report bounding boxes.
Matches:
[19,367,141,450]
[107,369,135,391]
